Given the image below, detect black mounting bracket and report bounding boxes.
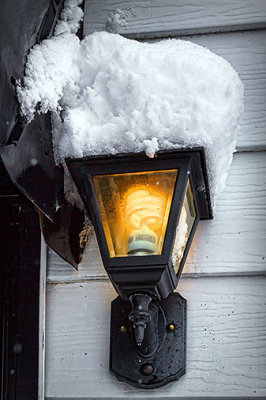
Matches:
[110,292,186,389]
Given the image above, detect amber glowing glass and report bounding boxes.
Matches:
[172,180,196,273]
[92,170,178,257]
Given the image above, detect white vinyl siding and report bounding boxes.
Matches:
[45,2,266,398]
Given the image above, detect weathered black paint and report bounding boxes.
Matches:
[40,200,85,269]
[110,292,187,388]
[0,113,64,221]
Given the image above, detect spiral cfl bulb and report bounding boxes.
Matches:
[125,189,165,255]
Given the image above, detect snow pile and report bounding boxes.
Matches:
[17,34,80,118]
[105,8,131,33]
[17,23,243,207]
[54,0,84,35]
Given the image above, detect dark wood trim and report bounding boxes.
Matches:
[0,163,41,400]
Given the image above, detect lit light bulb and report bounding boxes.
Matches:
[125,189,165,255]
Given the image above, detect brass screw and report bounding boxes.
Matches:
[120,325,127,333]
[168,323,175,331]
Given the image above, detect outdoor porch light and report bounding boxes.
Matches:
[67,149,212,389]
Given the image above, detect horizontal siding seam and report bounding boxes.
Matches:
[46,272,266,285]
[126,24,266,40]
[236,148,266,153]
[45,397,266,400]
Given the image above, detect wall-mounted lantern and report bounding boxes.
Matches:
[67,148,212,389]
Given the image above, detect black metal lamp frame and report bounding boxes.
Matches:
[67,148,212,389]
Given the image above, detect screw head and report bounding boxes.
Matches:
[168,323,175,331]
[120,325,126,333]
[140,363,154,376]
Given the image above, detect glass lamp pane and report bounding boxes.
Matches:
[92,169,178,257]
[172,180,196,273]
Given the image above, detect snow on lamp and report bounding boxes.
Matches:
[67,148,212,388]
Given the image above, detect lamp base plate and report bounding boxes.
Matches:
[110,292,186,389]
